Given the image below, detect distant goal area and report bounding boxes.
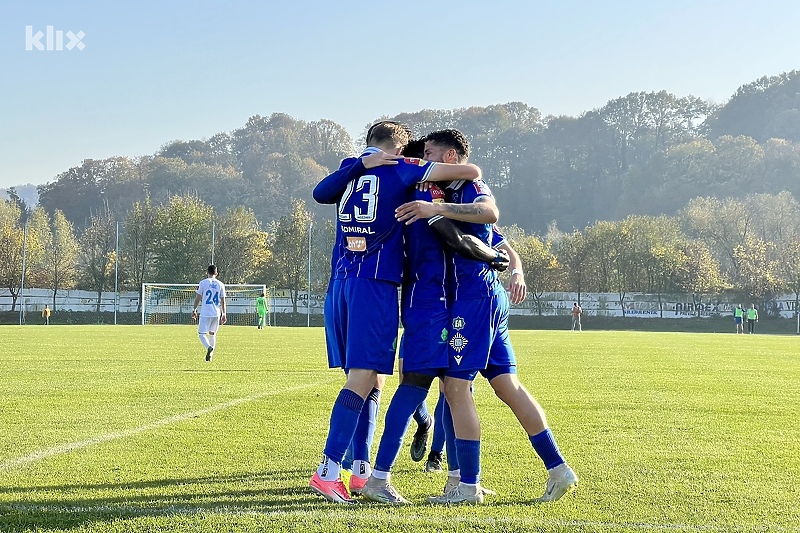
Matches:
[142,284,269,326]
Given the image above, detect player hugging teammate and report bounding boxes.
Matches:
[309,123,578,505]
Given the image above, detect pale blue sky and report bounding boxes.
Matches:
[1,0,798,189]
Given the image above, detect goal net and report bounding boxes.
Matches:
[141,283,270,326]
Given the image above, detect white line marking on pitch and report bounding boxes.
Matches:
[0,378,338,473]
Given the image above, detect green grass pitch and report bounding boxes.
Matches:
[1,325,798,532]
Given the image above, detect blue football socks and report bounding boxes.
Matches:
[352,387,381,463]
[374,383,429,472]
[530,428,566,470]
[322,388,365,465]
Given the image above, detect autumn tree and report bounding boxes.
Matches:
[151,195,214,284]
[0,201,25,311]
[264,200,313,314]
[509,232,560,315]
[733,238,782,306]
[79,205,117,312]
[555,230,589,304]
[674,240,727,316]
[213,206,271,284]
[122,196,158,304]
[41,210,80,309]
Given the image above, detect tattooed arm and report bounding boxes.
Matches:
[396,196,498,225]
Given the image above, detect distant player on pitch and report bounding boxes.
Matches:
[192,265,227,362]
[256,292,268,329]
[571,302,582,332]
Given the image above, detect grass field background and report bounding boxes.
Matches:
[1,325,798,532]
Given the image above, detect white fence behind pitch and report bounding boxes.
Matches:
[2,288,798,319]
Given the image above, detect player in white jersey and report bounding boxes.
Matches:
[191,265,227,362]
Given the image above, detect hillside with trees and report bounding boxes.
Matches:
[2,70,800,320]
[20,69,799,236]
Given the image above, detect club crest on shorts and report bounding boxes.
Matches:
[452,316,465,330]
[449,332,468,356]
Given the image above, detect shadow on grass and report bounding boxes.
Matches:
[0,469,349,531]
[180,369,322,374]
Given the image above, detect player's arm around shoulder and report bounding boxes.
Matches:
[312,157,360,204]
[395,188,498,225]
[313,152,402,204]
[452,195,499,224]
[425,162,481,183]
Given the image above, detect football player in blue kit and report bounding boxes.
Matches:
[316,146,410,495]
[359,140,509,504]
[396,129,578,504]
[310,122,484,504]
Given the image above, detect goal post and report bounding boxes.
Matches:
[141,283,270,326]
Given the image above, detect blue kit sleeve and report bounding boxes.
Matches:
[313,157,364,204]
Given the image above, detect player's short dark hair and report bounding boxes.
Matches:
[424,129,470,162]
[402,139,425,158]
[366,121,412,149]
[207,265,218,275]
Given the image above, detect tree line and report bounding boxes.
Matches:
[510,191,800,317]
[2,69,799,316]
[0,193,320,314]
[3,190,799,318]
[26,70,800,237]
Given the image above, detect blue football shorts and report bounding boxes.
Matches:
[399,304,449,376]
[445,284,516,381]
[323,285,345,368]
[329,277,399,375]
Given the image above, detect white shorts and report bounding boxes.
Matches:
[198,316,220,335]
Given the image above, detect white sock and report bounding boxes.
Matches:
[317,455,340,481]
[459,481,478,493]
[372,470,389,480]
[210,335,216,349]
[352,460,371,478]
[448,469,460,479]
[198,334,210,349]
